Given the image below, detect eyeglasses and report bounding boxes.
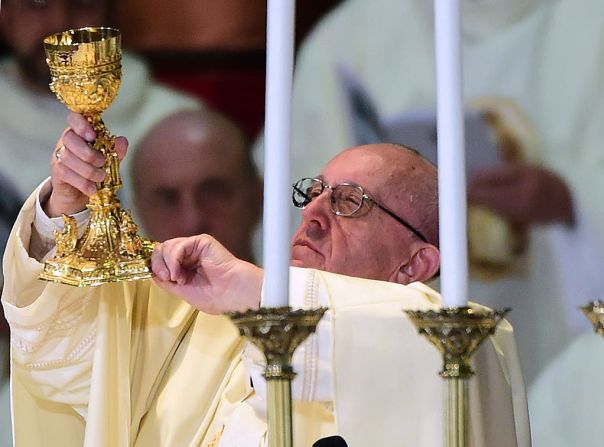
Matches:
[292,177,428,243]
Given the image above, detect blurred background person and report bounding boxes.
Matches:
[284,0,604,387]
[131,109,262,262]
[528,327,604,447]
[0,0,201,201]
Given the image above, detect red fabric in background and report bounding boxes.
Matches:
[154,68,266,141]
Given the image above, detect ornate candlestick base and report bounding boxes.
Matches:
[227,306,327,447]
[581,300,604,335]
[405,306,509,447]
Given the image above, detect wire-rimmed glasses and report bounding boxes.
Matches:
[292,177,428,243]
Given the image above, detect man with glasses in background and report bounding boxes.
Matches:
[1,113,529,446]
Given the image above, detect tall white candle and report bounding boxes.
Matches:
[434,0,468,307]
[262,0,295,308]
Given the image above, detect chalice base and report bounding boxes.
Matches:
[39,187,156,287]
[39,251,153,287]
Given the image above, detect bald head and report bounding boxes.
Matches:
[133,109,252,178]
[292,142,440,284]
[131,109,261,261]
[333,143,439,247]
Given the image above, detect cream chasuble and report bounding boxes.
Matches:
[2,192,247,446]
[2,190,530,446]
[228,271,530,447]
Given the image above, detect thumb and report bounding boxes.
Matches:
[114,136,129,161]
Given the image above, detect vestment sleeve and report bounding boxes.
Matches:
[1,186,96,419]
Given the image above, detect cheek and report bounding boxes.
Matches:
[326,226,369,271]
[331,225,399,279]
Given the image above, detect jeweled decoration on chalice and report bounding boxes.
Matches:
[39,27,155,286]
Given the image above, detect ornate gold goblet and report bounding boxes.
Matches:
[39,27,154,287]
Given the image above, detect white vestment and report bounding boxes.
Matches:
[283,0,604,385]
[528,331,604,447]
[1,187,530,446]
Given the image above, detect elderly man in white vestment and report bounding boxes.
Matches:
[285,0,604,386]
[2,113,530,446]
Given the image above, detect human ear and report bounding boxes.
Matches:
[394,245,440,285]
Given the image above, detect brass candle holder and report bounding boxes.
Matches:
[405,306,509,447]
[39,28,154,287]
[581,300,604,335]
[227,306,327,447]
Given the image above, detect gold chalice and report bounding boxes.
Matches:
[39,27,154,287]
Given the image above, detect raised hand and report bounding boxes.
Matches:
[468,163,575,226]
[151,234,264,314]
[45,111,128,217]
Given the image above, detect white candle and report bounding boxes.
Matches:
[434,0,468,307]
[262,0,295,308]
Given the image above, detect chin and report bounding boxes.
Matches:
[290,245,325,270]
[290,257,324,270]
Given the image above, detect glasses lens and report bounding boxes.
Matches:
[292,178,323,208]
[331,185,364,216]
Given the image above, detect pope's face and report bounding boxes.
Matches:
[0,0,107,88]
[291,148,420,282]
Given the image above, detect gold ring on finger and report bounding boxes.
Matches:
[55,144,66,162]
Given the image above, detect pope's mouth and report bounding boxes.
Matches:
[291,240,324,264]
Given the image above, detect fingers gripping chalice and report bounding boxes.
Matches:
[39,28,155,286]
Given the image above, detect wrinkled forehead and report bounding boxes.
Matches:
[320,148,393,194]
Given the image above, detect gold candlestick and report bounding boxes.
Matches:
[405,307,509,447]
[581,300,604,335]
[39,27,154,287]
[228,306,327,447]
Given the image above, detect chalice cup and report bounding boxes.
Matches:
[39,27,154,287]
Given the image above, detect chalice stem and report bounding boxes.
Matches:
[85,114,122,192]
[267,377,293,447]
[446,378,468,447]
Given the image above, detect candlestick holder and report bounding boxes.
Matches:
[39,27,155,287]
[227,306,327,447]
[405,306,509,447]
[581,300,604,335]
